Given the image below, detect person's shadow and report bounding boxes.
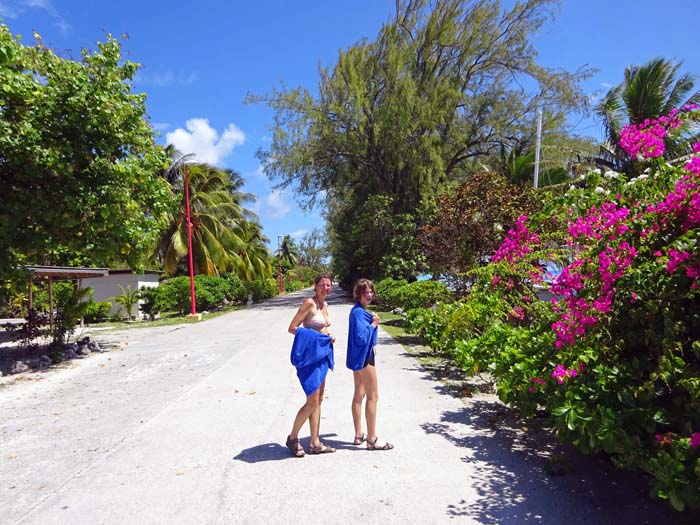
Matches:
[233,433,356,463]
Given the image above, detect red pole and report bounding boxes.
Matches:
[185,166,197,315]
[277,235,283,295]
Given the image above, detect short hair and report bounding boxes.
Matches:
[314,274,333,286]
[353,278,375,301]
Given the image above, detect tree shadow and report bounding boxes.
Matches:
[422,400,692,524]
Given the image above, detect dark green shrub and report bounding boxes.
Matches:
[374,278,408,308]
[247,278,277,302]
[138,287,163,321]
[83,301,112,323]
[394,280,451,309]
[225,274,249,303]
[284,279,304,293]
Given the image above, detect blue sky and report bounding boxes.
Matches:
[1,0,698,250]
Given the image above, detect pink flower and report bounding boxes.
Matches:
[655,433,673,445]
[690,433,700,448]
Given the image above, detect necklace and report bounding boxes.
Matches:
[313,296,324,310]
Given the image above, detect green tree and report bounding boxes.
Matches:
[596,57,700,173]
[297,228,329,271]
[277,235,299,267]
[0,26,173,273]
[155,161,250,277]
[250,0,590,283]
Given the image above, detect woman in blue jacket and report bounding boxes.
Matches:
[346,279,394,450]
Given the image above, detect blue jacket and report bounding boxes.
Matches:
[346,302,377,370]
[290,327,334,395]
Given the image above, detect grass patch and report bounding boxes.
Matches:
[85,305,245,331]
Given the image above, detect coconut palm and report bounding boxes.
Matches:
[232,220,272,281]
[155,162,248,276]
[278,235,299,267]
[596,57,700,172]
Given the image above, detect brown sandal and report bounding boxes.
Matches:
[367,437,394,451]
[307,443,336,454]
[286,435,305,458]
[353,432,367,445]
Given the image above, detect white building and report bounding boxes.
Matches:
[90,270,160,319]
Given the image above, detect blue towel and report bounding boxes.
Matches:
[346,302,378,371]
[290,327,334,395]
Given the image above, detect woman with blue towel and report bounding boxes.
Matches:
[285,274,337,457]
[346,279,394,451]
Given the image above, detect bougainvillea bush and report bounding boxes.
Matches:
[407,107,700,511]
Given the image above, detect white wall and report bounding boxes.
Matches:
[89,273,159,319]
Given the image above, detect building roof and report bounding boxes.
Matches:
[24,265,109,279]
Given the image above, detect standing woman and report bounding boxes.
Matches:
[285,274,337,457]
[346,279,394,450]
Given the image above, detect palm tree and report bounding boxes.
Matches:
[278,235,299,267]
[155,161,247,276]
[596,58,700,172]
[233,221,272,280]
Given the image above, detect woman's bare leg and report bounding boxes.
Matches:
[308,381,325,446]
[352,371,366,438]
[290,387,322,440]
[358,365,379,441]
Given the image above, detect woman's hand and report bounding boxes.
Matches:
[371,313,380,327]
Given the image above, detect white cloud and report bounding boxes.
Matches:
[133,70,197,87]
[290,229,308,239]
[165,118,245,166]
[151,122,170,132]
[1,0,70,34]
[600,82,613,88]
[264,190,292,219]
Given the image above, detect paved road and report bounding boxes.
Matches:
[0,289,684,524]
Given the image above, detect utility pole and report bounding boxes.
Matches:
[534,108,542,189]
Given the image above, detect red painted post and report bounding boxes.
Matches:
[277,235,283,295]
[185,166,197,315]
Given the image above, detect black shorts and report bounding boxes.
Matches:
[363,346,376,368]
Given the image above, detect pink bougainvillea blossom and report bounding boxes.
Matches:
[690,432,700,448]
[619,109,683,159]
[655,433,673,445]
[492,215,540,264]
[551,364,580,384]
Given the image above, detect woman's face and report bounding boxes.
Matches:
[359,288,374,308]
[315,278,332,298]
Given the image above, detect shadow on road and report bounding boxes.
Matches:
[234,433,362,463]
[420,400,688,524]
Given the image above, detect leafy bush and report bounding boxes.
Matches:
[138,287,162,321]
[407,107,700,512]
[246,278,278,302]
[83,301,112,323]
[394,280,451,309]
[284,279,304,292]
[225,274,249,303]
[158,275,231,314]
[374,278,408,308]
[53,285,92,343]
